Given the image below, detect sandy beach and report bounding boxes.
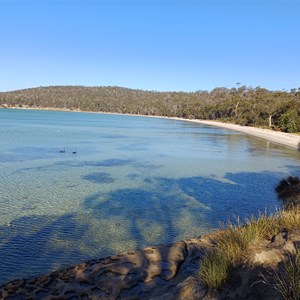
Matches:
[3,106,300,150]
[171,118,300,150]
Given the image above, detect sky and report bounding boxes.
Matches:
[0,0,299,92]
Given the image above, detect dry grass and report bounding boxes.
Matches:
[277,208,300,229]
[198,209,300,291]
[273,252,300,300]
[261,252,300,300]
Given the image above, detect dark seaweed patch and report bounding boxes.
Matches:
[126,173,139,181]
[95,159,134,167]
[82,172,115,184]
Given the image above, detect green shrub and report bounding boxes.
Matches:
[279,109,300,133]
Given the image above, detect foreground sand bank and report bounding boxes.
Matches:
[1,228,300,299]
[3,106,300,150]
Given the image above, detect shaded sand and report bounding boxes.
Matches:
[180,119,300,150]
[1,229,300,299]
[0,237,209,300]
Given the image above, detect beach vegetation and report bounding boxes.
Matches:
[198,208,300,292]
[261,252,300,300]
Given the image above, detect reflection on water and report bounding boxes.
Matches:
[0,109,300,284]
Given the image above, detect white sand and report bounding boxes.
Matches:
[178,119,300,150]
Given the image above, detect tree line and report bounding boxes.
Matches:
[0,85,299,132]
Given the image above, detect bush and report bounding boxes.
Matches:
[275,176,300,209]
[279,109,300,133]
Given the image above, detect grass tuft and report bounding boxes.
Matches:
[262,252,300,300]
[277,208,300,229]
[198,249,231,291]
[199,209,300,291]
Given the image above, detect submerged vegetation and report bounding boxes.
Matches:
[0,85,300,132]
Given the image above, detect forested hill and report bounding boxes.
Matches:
[1,85,300,133]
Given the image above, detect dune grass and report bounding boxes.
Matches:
[272,252,300,300]
[198,209,300,292]
[260,251,300,300]
[199,249,231,291]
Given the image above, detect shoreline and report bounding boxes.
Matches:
[2,105,300,150]
[2,224,300,299]
[182,119,300,150]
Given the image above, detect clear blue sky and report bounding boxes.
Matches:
[0,0,299,92]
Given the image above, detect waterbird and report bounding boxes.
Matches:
[59,148,65,153]
[72,149,77,154]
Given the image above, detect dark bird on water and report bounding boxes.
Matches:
[59,148,65,153]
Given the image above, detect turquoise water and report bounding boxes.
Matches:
[0,108,300,284]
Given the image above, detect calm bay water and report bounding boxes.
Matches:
[0,108,300,284]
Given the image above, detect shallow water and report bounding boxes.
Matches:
[0,109,300,284]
